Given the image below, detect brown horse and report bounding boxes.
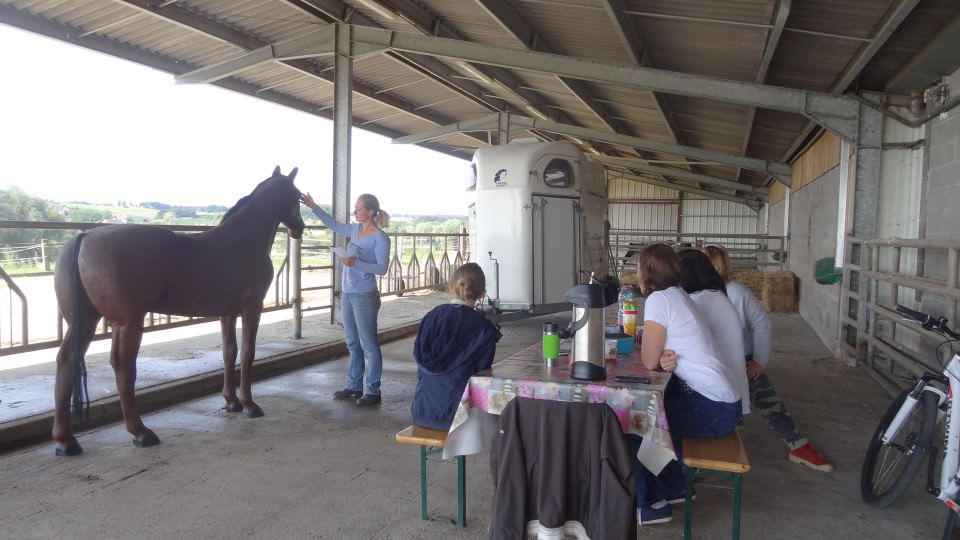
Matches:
[52,166,305,456]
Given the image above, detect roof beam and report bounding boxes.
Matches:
[737,0,791,186]
[600,0,686,146]
[174,24,338,84]
[475,0,626,147]
[175,25,337,84]
[349,24,860,142]
[613,170,761,211]
[592,155,769,198]
[110,0,473,134]
[393,113,791,181]
[778,0,921,162]
[383,0,586,139]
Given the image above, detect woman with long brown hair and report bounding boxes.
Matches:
[630,243,741,525]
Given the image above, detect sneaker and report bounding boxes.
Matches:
[355,394,382,406]
[665,488,696,505]
[789,442,834,472]
[638,501,673,525]
[333,388,363,400]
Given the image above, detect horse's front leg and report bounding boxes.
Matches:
[238,308,263,418]
[219,316,243,412]
[111,324,159,448]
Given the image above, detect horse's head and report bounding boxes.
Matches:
[221,167,305,239]
[274,166,305,240]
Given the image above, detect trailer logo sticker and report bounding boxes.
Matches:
[493,168,508,187]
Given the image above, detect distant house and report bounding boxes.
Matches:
[102,214,128,224]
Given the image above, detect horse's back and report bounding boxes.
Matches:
[68,224,274,320]
[72,225,181,321]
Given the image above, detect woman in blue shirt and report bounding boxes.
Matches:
[300,192,391,406]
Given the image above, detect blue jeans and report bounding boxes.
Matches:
[629,375,742,506]
[341,291,382,395]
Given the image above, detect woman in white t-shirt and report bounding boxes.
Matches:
[677,249,750,416]
[629,243,742,525]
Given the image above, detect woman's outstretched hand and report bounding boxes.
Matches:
[299,192,317,210]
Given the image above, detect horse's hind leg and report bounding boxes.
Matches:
[111,323,159,448]
[52,315,98,456]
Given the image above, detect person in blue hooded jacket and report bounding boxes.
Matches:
[412,262,502,430]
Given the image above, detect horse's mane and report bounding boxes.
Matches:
[220,176,272,224]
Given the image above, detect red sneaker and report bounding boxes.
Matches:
[789,442,834,472]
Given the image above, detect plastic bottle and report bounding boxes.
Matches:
[617,285,631,332]
[622,290,637,338]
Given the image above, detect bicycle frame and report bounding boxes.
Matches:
[879,352,960,512]
[938,353,960,512]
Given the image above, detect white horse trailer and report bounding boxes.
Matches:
[468,140,608,312]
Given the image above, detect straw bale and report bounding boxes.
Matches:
[762,271,798,313]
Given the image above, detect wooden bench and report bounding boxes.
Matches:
[681,430,751,540]
[395,425,466,527]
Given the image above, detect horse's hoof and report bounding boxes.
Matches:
[242,405,264,419]
[222,402,243,413]
[55,441,84,456]
[132,431,161,448]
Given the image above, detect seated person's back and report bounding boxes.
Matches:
[411,263,501,430]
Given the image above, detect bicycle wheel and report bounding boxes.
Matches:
[944,507,960,540]
[860,388,939,508]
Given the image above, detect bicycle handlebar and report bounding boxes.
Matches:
[895,304,960,340]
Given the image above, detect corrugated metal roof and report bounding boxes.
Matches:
[1,0,958,205]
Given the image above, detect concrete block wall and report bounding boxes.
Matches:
[778,110,960,357]
[926,113,960,241]
[786,167,842,350]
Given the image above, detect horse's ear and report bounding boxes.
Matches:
[273,165,281,177]
[289,167,298,181]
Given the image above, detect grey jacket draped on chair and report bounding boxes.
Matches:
[489,397,637,539]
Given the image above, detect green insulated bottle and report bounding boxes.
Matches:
[543,321,560,367]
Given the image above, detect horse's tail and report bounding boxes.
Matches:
[67,233,90,420]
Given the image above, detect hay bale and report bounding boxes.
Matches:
[618,271,640,286]
[762,271,798,313]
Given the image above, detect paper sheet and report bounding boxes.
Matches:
[333,246,349,258]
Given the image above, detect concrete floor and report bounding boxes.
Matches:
[0,290,947,539]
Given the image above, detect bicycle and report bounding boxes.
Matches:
[860,304,960,539]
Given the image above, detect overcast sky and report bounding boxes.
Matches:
[0,24,473,215]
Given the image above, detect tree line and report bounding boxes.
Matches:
[0,187,467,271]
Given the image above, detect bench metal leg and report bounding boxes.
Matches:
[418,446,467,527]
[683,468,696,540]
[732,472,742,539]
[456,455,466,528]
[682,468,744,540]
[419,445,429,521]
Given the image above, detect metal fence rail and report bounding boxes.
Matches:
[298,228,467,320]
[0,221,469,358]
[0,221,298,357]
[839,236,960,397]
[608,231,786,277]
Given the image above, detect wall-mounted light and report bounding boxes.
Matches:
[525,105,549,120]
[354,0,395,20]
[456,61,492,85]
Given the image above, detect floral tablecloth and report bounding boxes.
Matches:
[442,341,676,473]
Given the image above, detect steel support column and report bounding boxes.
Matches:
[331,23,353,325]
